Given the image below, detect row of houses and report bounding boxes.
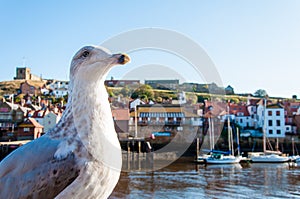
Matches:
[220,98,300,138]
[1,92,300,142]
[18,80,69,98]
[117,97,300,140]
[0,101,62,141]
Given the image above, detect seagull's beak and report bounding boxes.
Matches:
[114,54,130,65]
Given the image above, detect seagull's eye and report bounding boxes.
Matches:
[82,50,90,58]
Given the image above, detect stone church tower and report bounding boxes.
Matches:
[15,67,31,80]
[14,67,42,81]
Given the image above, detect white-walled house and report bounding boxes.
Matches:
[129,98,146,110]
[256,103,264,129]
[49,80,69,98]
[27,110,49,130]
[235,115,254,128]
[49,81,69,90]
[43,112,61,133]
[264,104,286,138]
[256,103,286,138]
[52,88,68,98]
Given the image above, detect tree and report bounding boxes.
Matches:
[230,97,240,104]
[186,93,198,104]
[120,86,131,97]
[254,89,267,97]
[131,84,154,100]
[106,87,115,97]
[156,96,163,103]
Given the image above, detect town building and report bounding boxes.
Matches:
[128,104,201,139]
[229,103,253,128]
[223,99,291,138]
[225,85,234,95]
[112,109,130,136]
[16,118,43,140]
[48,80,69,98]
[283,101,300,134]
[129,98,146,111]
[105,79,140,87]
[263,104,286,138]
[43,111,62,133]
[52,88,68,98]
[0,101,30,140]
[19,81,45,96]
[14,67,42,81]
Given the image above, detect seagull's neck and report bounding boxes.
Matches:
[69,76,120,164]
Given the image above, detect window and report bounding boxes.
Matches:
[268,120,273,126]
[276,111,280,116]
[24,128,30,132]
[268,111,272,116]
[276,130,281,134]
[269,129,273,134]
[276,120,281,126]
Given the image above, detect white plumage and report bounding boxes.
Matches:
[0,45,130,198]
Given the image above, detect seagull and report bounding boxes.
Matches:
[0,45,130,198]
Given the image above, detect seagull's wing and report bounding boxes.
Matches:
[0,135,80,199]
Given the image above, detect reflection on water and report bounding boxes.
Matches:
[110,158,300,199]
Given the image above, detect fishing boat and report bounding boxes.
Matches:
[250,98,289,163]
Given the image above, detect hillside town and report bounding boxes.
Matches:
[1,67,300,158]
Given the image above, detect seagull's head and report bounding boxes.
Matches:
[70,45,130,82]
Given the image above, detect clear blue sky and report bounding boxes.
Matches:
[1,1,300,98]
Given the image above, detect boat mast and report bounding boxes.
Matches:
[263,98,267,154]
[292,137,295,156]
[236,127,240,156]
[212,117,215,151]
[208,117,213,152]
[227,103,232,155]
[134,105,138,138]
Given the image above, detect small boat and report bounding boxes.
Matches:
[289,155,300,162]
[200,103,241,164]
[205,152,241,164]
[250,98,288,163]
[196,154,210,163]
[250,153,289,163]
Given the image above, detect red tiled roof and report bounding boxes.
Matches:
[19,118,43,128]
[229,104,250,116]
[29,118,43,128]
[112,109,130,121]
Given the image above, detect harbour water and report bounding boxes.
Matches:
[110,158,300,199]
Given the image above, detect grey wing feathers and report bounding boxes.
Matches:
[0,136,80,199]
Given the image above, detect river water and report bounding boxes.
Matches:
[110,158,300,199]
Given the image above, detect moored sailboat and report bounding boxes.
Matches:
[205,103,241,164]
[250,98,289,163]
